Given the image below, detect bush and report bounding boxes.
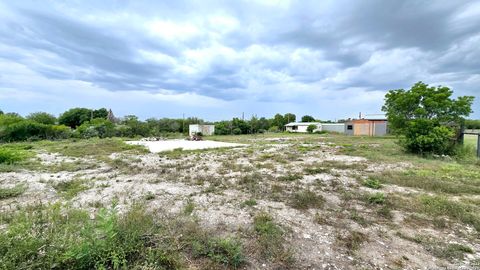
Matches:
[307,124,317,133]
[0,148,25,164]
[402,120,456,155]
[367,192,385,204]
[77,118,115,139]
[363,177,382,189]
[0,120,71,142]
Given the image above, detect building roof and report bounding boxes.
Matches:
[285,122,320,127]
[363,114,387,120]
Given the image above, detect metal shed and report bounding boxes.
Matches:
[189,124,215,136]
[345,114,388,136]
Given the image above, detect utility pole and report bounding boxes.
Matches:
[182,113,185,134]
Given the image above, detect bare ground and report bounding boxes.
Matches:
[1,136,479,269]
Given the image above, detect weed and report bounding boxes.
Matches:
[240,199,257,207]
[367,192,385,204]
[363,177,382,189]
[184,200,195,215]
[419,195,480,231]
[144,192,155,200]
[253,212,293,266]
[398,233,473,261]
[53,179,89,199]
[350,210,369,226]
[191,237,245,268]
[290,190,324,210]
[277,174,302,182]
[337,231,368,252]
[304,166,330,175]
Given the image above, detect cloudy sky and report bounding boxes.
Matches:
[0,0,479,120]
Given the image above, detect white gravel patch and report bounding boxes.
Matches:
[126,139,246,153]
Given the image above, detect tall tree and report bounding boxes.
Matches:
[283,113,296,124]
[301,115,315,122]
[58,108,92,128]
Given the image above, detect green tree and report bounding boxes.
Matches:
[307,124,317,133]
[92,108,109,119]
[272,114,285,130]
[382,82,474,155]
[59,108,92,129]
[301,115,315,122]
[27,112,57,125]
[283,113,296,124]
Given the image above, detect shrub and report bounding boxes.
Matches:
[306,124,317,133]
[0,120,71,142]
[363,177,382,189]
[0,148,25,164]
[402,120,456,155]
[367,192,385,204]
[290,190,324,209]
[77,118,115,138]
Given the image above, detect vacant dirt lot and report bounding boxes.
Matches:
[1,134,479,269]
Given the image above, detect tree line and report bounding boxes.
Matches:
[0,107,328,142]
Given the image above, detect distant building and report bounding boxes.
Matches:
[285,122,321,133]
[189,124,215,136]
[344,114,388,136]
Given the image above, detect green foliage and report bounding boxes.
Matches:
[53,179,89,199]
[402,119,456,155]
[58,107,93,128]
[0,148,26,164]
[92,108,109,119]
[191,237,244,268]
[301,115,316,122]
[253,213,293,265]
[0,113,24,126]
[0,120,71,142]
[77,118,116,138]
[0,204,245,269]
[363,177,382,189]
[367,192,385,204]
[26,112,56,125]
[419,195,480,231]
[465,119,480,129]
[306,124,317,133]
[0,185,26,200]
[382,82,474,155]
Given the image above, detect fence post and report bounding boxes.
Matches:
[477,135,480,158]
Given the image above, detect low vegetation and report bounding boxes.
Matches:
[0,203,246,269]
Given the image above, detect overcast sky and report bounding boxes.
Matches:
[0,0,479,120]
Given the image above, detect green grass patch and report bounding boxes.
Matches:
[253,212,293,266]
[53,179,90,199]
[419,195,480,231]
[367,192,385,204]
[0,185,26,200]
[362,177,382,189]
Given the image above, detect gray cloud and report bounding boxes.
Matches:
[0,0,479,112]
